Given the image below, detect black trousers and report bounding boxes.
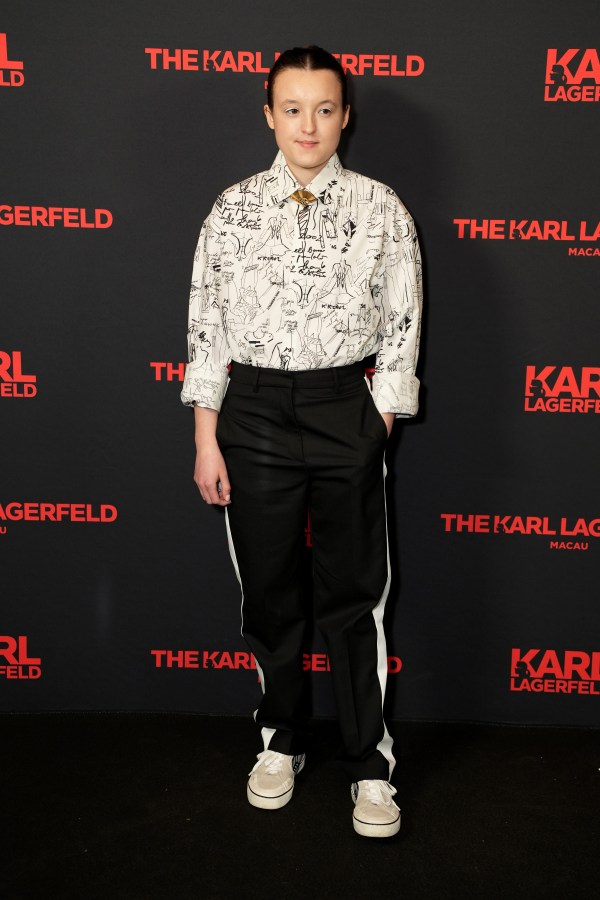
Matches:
[216,358,395,782]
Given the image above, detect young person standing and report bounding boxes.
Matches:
[181,46,423,838]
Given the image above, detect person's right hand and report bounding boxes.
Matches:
[194,441,231,505]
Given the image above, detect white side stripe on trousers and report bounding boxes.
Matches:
[225,506,275,750]
[371,452,396,779]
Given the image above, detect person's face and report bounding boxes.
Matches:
[264,67,350,186]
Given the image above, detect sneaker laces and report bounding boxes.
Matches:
[358,779,397,805]
[249,749,288,776]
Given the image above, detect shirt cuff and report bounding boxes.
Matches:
[180,360,229,412]
[371,372,420,418]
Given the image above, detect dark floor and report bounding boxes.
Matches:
[2,714,599,899]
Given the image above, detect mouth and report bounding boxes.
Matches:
[297,141,319,148]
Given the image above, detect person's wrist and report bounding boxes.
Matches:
[195,434,219,451]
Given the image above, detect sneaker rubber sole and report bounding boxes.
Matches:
[247,782,295,810]
[352,811,401,838]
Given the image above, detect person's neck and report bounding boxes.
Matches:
[284,158,327,188]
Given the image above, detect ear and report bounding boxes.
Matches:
[342,105,351,130]
[264,104,275,130]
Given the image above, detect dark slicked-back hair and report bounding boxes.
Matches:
[266,45,348,110]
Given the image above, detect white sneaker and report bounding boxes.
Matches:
[351,779,401,837]
[247,749,306,809]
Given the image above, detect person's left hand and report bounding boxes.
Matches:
[381,412,394,437]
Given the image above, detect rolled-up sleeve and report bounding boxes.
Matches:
[371,194,423,418]
[180,203,231,411]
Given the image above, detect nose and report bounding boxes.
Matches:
[300,113,317,135]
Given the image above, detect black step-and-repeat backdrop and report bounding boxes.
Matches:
[2,1,599,725]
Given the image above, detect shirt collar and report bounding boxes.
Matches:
[264,150,345,208]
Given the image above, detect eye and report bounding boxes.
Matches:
[285,107,299,115]
[319,108,334,115]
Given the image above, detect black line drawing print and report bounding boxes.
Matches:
[182,151,422,417]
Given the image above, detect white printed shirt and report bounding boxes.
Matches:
[181,150,423,417]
